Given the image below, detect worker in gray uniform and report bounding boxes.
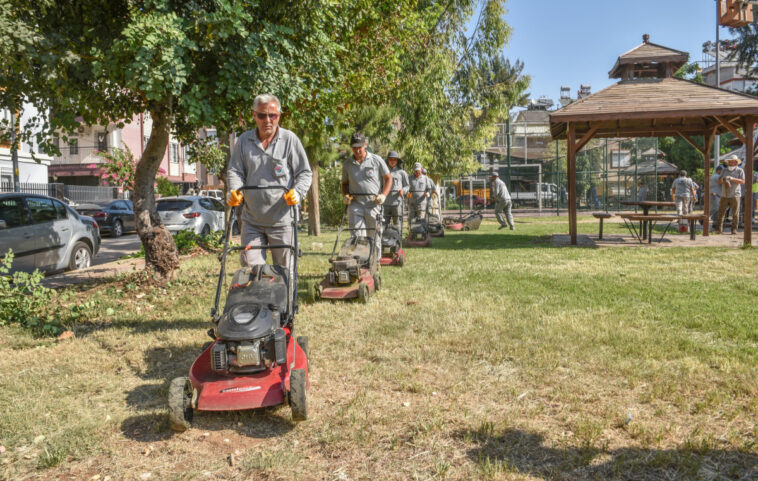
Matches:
[670,170,698,217]
[341,132,392,260]
[709,164,724,228]
[408,163,433,225]
[384,151,409,227]
[227,94,312,268]
[490,171,514,230]
[716,154,746,234]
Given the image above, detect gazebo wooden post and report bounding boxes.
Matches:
[568,123,578,245]
[703,130,713,237]
[744,118,754,246]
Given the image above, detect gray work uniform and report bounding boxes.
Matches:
[671,177,696,217]
[385,165,409,227]
[228,127,312,267]
[717,166,745,233]
[408,174,433,224]
[342,153,390,258]
[491,178,514,229]
[709,172,722,224]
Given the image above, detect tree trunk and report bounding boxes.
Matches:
[307,161,321,236]
[133,108,179,278]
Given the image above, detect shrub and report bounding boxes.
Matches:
[123,229,225,259]
[0,251,67,335]
[156,176,180,197]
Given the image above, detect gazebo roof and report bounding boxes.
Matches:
[549,77,758,139]
[621,158,679,175]
[609,40,689,78]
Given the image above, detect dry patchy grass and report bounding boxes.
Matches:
[0,217,756,480]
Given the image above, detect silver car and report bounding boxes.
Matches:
[157,196,225,235]
[0,193,101,274]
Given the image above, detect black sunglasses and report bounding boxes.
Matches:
[255,112,280,120]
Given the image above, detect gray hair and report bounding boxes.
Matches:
[253,94,281,112]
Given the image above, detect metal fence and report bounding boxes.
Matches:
[0,182,123,203]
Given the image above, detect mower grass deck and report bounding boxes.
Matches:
[316,268,377,301]
[190,332,308,412]
[379,248,405,266]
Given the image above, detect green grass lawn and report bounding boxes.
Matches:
[1,216,756,480]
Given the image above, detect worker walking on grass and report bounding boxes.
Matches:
[227,94,312,268]
[342,132,392,260]
[384,151,409,228]
[709,164,724,228]
[671,170,697,230]
[408,163,433,225]
[490,171,514,230]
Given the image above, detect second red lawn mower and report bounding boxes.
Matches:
[406,192,432,247]
[168,185,309,431]
[314,195,382,303]
[427,192,445,238]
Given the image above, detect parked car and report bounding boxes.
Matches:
[0,193,100,274]
[199,189,224,200]
[76,199,136,237]
[456,194,488,209]
[156,196,225,235]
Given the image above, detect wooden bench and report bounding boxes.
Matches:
[618,214,677,244]
[591,212,613,239]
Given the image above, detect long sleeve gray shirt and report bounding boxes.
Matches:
[227,127,312,228]
[491,178,511,202]
[387,166,410,206]
[408,175,433,203]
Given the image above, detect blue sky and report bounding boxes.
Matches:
[496,0,732,106]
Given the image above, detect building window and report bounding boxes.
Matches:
[69,138,79,155]
[95,132,107,152]
[170,143,179,163]
[1,167,12,186]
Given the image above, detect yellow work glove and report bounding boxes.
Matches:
[227,189,243,207]
[342,194,353,205]
[284,189,300,206]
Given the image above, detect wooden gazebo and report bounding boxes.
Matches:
[550,34,758,246]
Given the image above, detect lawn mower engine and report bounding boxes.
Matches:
[428,212,444,237]
[329,236,372,285]
[381,224,402,257]
[409,218,429,241]
[211,265,289,374]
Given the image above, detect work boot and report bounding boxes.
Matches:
[498,225,506,230]
[509,225,515,230]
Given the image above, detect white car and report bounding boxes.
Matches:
[199,189,224,200]
[157,196,225,235]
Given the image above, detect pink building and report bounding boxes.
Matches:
[49,114,219,191]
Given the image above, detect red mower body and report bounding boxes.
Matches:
[446,223,464,231]
[379,248,405,266]
[406,234,431,247]
[317,267,376,300]
[189,327,308,412]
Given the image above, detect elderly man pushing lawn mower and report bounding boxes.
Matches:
[490,171,514,230]
[342,133,393,261]
[227,94,312,268]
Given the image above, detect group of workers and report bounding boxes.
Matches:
[225,94,469,273]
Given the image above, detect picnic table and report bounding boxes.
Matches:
[617,213,678,244]
[620,201,676,239]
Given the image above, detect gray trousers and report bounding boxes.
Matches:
[349,202,382,261]
[710,194,720,224]
[241,223,293,269]
[495,199,514,228]
[408,198,427,225]
[384,203,402,227]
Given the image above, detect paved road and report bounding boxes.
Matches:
[93,233,142,266]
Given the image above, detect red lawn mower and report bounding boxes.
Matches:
[168,186,308,431]
[314,196,381,303]
[406,192,432,247]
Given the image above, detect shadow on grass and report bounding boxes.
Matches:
[75,318,210,338]
[455,427,757,480]
[412,232,555,250]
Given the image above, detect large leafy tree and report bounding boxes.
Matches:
[1,0,342,276]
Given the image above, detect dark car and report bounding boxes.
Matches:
[76,199,135,237]
[0,193,100,274]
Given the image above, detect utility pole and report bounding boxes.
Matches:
[10,110,20,192]
[715,0,721,168]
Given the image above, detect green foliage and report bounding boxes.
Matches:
[155,177,180,197]
[674,63,704,84]
[187,138,226,177]
[728,12,758,77]
[124,229,225,258]
[0,251,66,335]
[318,165,346,226]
